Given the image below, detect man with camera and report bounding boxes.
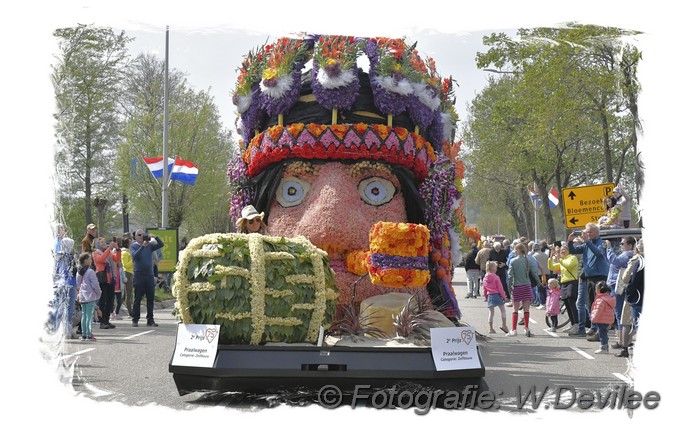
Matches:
[130,229,164,327]
[566,222,609,337]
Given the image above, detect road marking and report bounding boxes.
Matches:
[571,346,595,360]
[543,328,559,338]
[612,372,634,385]
[123,330,155,340]
[53,348,95,361]
[529,318,537,324]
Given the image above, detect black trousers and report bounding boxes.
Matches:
[564,295,578,325]
[498,269,509,299]
[98,282,115,324]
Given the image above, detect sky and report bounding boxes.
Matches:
[2,1,677,425]
[122,26,498,132]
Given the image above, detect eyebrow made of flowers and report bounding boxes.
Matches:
[349,161,394,180]
[284,161,319,177]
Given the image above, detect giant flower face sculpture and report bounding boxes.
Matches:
[228,34,464,321]
[267,161,408,305]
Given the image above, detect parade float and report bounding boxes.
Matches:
[169,34,485,396]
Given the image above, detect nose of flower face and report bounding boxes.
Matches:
[294,172,371,257]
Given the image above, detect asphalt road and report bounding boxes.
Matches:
[40,267,638,414]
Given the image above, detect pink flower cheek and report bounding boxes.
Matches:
[267,203,306,236]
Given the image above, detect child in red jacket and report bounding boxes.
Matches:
[591,282,616,354]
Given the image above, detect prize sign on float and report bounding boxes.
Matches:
[172,324,220,368]
[430,327,482,371]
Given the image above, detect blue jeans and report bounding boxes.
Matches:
[614,293,624,330]
[537,285,547,305]
[631,303,642,331]
[576,280,589,332]
[531,285,539,304]
[114,292,123,315]
[595,323,609,346]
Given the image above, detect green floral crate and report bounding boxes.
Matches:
[173,233,338,344]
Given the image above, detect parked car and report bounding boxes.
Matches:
[598,227,643,242]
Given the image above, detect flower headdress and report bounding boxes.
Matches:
[365,37,419,121]
[231,35,460,175]
[232,44,268,143]
[311,35,365,116]
[259,37,310,117]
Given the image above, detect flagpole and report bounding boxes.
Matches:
[166,154,176,190]
[161,25,170,228]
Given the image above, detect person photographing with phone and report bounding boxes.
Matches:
[566,222,609,337]
[130,229,164,327]
[93,237,120,329]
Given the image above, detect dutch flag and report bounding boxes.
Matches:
[171,158,199,186]
[143,156,174,179]
[548,187,559,208]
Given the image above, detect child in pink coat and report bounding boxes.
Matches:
[591,282,616,354]
[483,261,509,334]
[546,278,561,332]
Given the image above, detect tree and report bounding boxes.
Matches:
[52,24,132,236]
[117,54,235,236]
[465,23,642,240]
[464,75,552,239]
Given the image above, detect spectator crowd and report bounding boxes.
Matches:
[465,217,642,358]
[48,223,166,341]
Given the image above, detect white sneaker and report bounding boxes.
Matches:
[525,329,533,337]
[595,345,609,354]
[548,327,557,332]
[537,305,546,310]
[506,330,517,337]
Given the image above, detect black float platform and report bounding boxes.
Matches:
[169,344,486,395]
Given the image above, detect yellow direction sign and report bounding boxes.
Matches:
[562,183,615,229]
